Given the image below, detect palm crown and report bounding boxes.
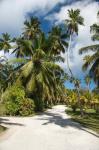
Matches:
[66,9,84,35]
[79,12,99,88]
[23,17,41,39]
[0,33,12,53]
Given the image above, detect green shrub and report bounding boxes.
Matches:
[19,98,35,116]
[5,100,20,115]
[3,84,35,116]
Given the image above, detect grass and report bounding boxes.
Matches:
[66,108,99,134]
[0,125,6,134]
[0,104,7,134]
[0,103,6,116]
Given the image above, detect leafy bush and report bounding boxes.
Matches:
[19,98,35,116]
[3,84,35,116]
[67,91,78,112]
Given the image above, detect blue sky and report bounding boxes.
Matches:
[0,0,99,89]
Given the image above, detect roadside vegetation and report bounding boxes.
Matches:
[0,9,99,133]
[66,108,99,134]
[0,125,6,134]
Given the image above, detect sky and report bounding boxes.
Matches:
[0,0,99,89]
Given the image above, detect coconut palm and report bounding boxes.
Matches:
[48,26,68,55]
[0,33,12,54]
[12,31,65,110]
[65,9,84,76]
[65,9,84,116]
[23,17,41,39]
[0,17,67,110]
[0,56,16,97]
[79,12,99,88]
[12,37,33,58]
[18,50,64,110]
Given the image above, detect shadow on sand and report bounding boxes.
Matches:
[37,111,99,138]
[0,118,24,127]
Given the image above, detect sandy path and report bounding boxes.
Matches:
[0,105,99,150]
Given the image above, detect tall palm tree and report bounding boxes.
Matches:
[12,32,64,110]
[0,33,12,54]
[0,17,67,110]
[65,9,84,116]
[65,9,84,76]
[79,12,99,88]
[18,50,64,110]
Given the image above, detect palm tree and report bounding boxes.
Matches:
[23,17,41,39]
[18,51,64,110]
[48,26,68,55]
[65,9,84,116]
[65,9,84,76]
[0,17,67,110]
[12,32,65,110]
[0,56,16,103]
[12,37,33,58]
[79,11,99,88]
[0,33,12,54]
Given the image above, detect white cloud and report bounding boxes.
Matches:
[0,0,65,36]
[0,0,99,80]
[47,0,99,77]
[0,0,65,57]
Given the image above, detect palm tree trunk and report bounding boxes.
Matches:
[66,34,84,117]
[66,34,74,77]
[76,87,84,117]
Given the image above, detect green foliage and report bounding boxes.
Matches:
[18,98,35,116]
[66,9,84,35]
[66,90,78,112]
[0,103,6,116]
[34,98,44,112]
[0,11,70,114]
[79,12,99,88]
[3,84,35,116]
[65,88,99,116]
[0,9,98,117]
[0,125,6,134]
[66,108,99,134]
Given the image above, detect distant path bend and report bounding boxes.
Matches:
[0,105,99,150]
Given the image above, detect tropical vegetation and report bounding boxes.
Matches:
[0,9,99,125]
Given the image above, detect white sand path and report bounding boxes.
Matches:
[0,105,99,150]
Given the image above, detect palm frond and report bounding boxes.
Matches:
[79,44,99,54]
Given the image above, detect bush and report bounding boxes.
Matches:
[19,98,35,116]
[3,84,35,116]
[67,92,78,113]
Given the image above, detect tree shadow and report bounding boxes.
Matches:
[0,118,25,126]
[37,111,99,138]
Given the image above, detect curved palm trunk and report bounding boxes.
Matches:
[66,34,84,116]
[88,83,90,92]
[87,82,92,109]
[66,35,74,77]
[76,86,84,117]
